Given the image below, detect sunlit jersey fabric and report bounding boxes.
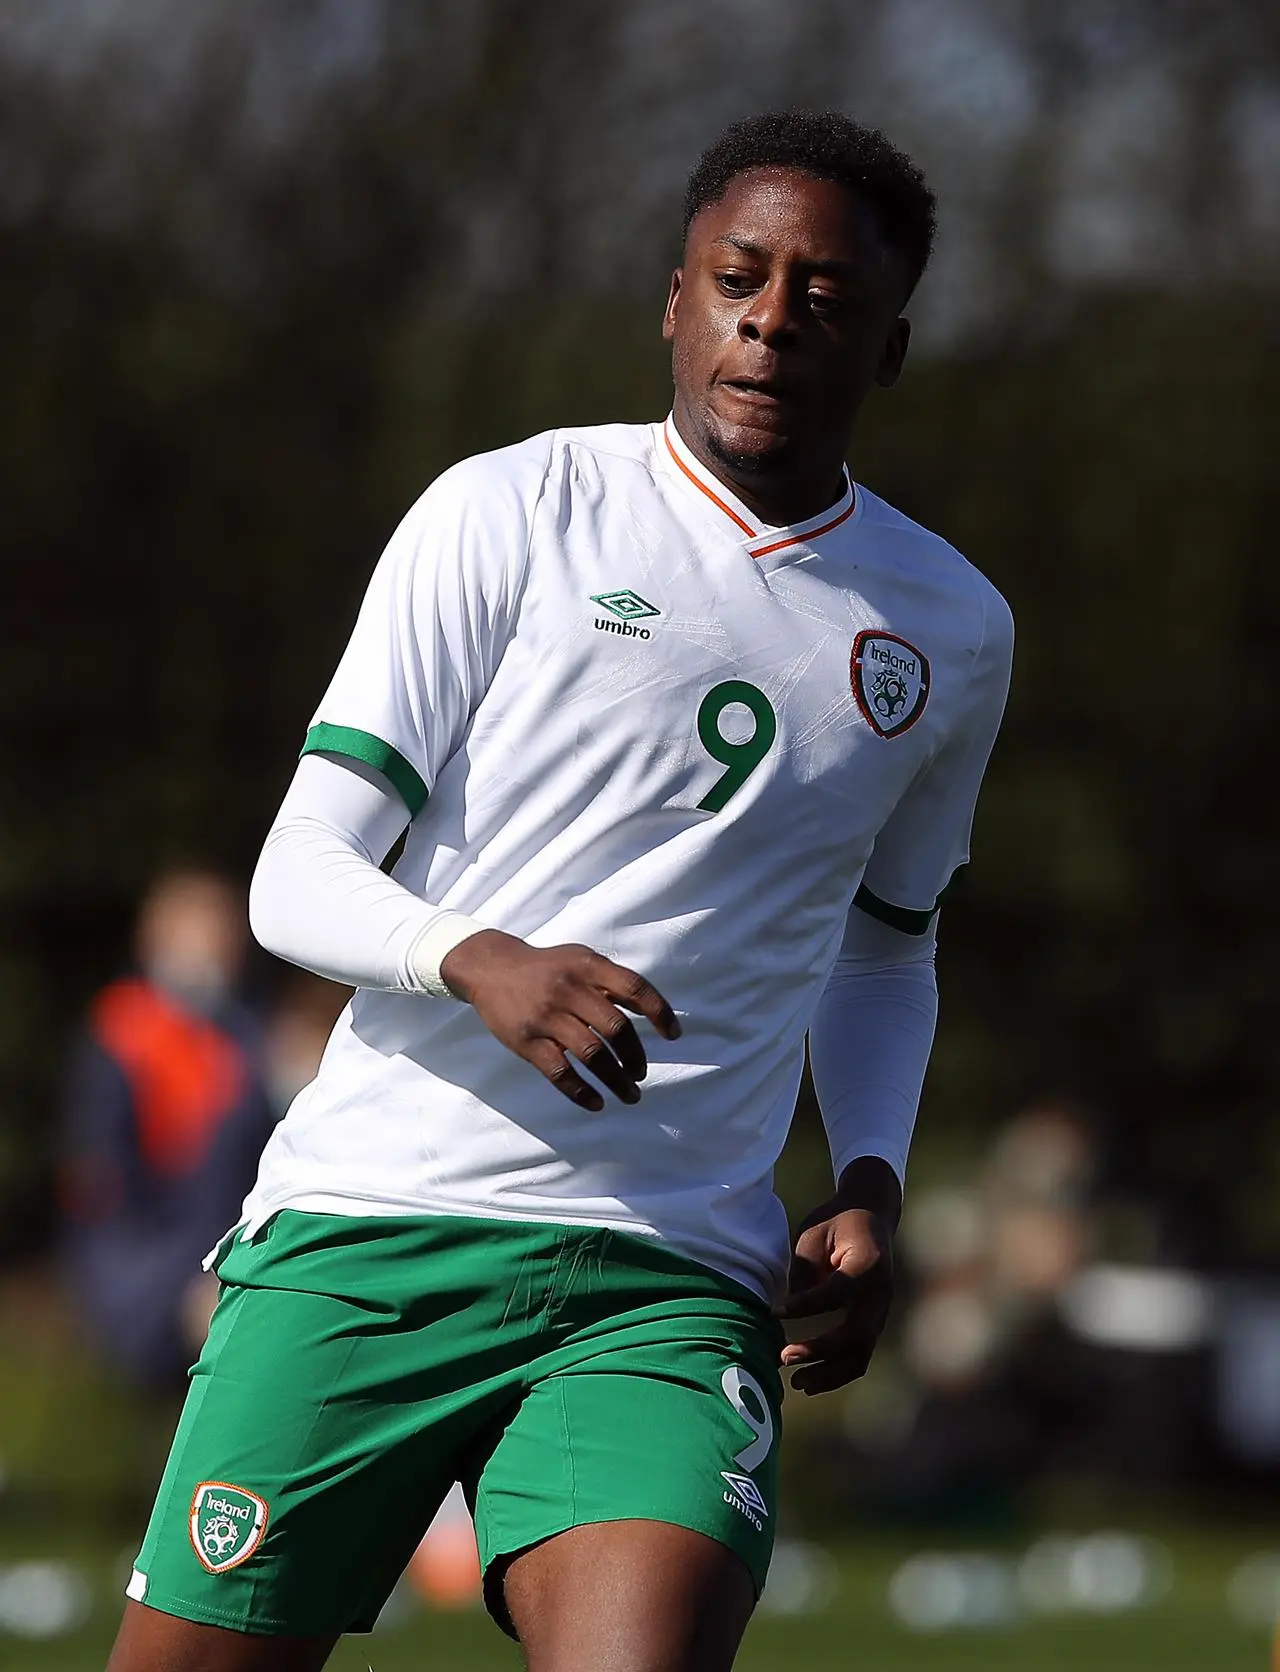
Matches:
[234,419,1012,1300]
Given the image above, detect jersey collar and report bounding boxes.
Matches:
[660,414,858,570]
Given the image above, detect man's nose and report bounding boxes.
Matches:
[738,278,799,346]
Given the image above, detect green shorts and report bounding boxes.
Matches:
[129,1210,784,1639]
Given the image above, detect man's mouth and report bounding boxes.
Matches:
[720,377,798,406]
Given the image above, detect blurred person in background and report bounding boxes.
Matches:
[828,1098,1210,1519]
[815,1103,1098,1525]
[888,1101,1100,1515]
[58,868,277,1391]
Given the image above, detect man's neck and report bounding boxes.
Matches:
[673,404,848,528]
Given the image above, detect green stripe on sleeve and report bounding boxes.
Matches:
[300,724,429,817]
[853,883,938,936]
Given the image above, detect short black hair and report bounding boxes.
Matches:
[682,110,937,298]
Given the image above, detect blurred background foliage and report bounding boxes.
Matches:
[2,0,1279,1264]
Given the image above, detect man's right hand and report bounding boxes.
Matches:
[439,929,682,1111]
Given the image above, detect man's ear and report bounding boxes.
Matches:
[661,268,682,342]
[875,317,910,388]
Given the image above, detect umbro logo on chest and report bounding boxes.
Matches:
[591,588,661,641]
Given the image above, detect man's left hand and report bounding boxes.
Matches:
[774,1161,899,1395]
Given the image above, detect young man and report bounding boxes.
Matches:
[107,110,1012,1672]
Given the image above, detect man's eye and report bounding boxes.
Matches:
[809,292,845,316]
[716,272,756,295]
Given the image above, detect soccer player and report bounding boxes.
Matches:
[107,110,1013,1672]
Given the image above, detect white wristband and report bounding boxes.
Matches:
[408,911,489,998]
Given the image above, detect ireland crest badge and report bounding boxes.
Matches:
[189,1481,269,1574]
[852,630,931,739]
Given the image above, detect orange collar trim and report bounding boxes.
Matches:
[663,423,756,536]
[662,417,855,560]
[748,498,856,559]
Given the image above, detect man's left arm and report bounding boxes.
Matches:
[778,581,1014,1393]
[777,913,935,1393]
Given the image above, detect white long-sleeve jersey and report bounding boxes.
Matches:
[235,417,1012,1300]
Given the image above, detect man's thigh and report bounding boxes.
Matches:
[106,1601,335,1672]
[129,1281,463,1638]
[503,1520,755,1672]
[469,1248,784,1645]
[127,1212,531,1640]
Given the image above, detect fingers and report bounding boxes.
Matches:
[789,1343,876,1395]
[526,1040,605,1113]
[485,946,682,1110]
[588,954,682,1041]
[553,1015,642,1106]
[526,1013,648,1111]
[781,1316,883,1393]
[773,1270,862,1320]
[576,992,649,1086]
[776,1244,893,1394]
[780,1320,875,1368]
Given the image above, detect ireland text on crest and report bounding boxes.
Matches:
[189,1481,269,1574]
[851,630,931,739]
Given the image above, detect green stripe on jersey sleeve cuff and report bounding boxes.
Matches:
[853,883,938,936]
[300,724,429,817]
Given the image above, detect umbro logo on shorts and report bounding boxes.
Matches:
[591,588,661,641]
[189,1481,269,1573]
[721,1470,768,1531]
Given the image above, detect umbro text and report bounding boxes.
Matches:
[722,1489,764,1532]
[594,618,651,640]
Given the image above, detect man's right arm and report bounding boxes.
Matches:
[256,442,679,1103]
[249,752,680,1108]
[248,750,483,996]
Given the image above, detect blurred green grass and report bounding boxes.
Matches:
[1,1520,1269,1672]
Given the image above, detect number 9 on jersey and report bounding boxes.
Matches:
[696,681,777,813]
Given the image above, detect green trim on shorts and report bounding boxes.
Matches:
[130,1211,784,1640]
[300,723,428,815]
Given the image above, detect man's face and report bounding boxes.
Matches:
[137,872,245,1010]
[664,167,911,495]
